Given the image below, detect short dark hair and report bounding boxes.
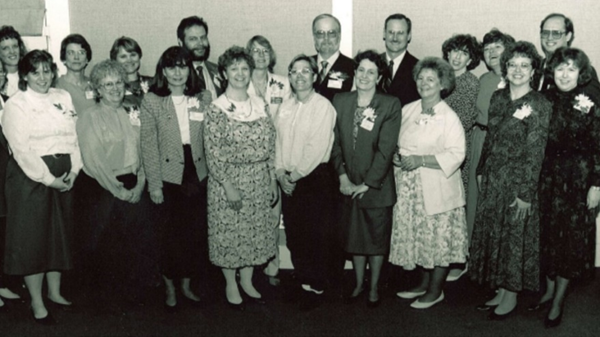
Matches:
[442,34,482,71]
[150,46,201,97]
[413,57,456,98]
[384,13,412,34]
[546,47,593,87]
[60,34,92,62]
[287,54,318,75]
[0,25,27,60]
[482,28,515,48]
[246,35,276,72]
[354,50,385,76]
[110,36,143,60]
[18,50,57,91]
[500,41,543,79]
[177,16,209,42]
[540,13,574,46]
[217,46,255,89]
[312,14,341,33]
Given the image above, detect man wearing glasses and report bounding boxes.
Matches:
[311,14,354,102]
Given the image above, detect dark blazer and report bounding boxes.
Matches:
[331,91,402,208]
[0,94,8,216]
[380,51,420,107]
[311,53,355,102]
[140,92,209,192]
[201,60,224,97]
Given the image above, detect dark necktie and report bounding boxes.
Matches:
[196,65,207,91]
[319,61,329,84]
[383,60,394,93]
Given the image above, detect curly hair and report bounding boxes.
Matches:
[482,28,515,48]
[90,59,127,102]
[18,50,57,91]
[500,41,542,78]
[413,57,456,98]
[442,34,481,71]
[354,50,384,76]
[546,47,593,87]
[60,34,92,62]
[217,46,255,89]
[150,46,201,97]
[246,35,276,72]
[110,36,143,61]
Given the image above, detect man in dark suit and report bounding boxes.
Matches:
[310,14,354,102]
[178,16,223,100]
[379,13,420,106]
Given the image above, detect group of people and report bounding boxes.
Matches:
[0,10,597,331]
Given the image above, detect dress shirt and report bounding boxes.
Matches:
[172,95,191,144]
[317,51,340,76]
[274,91,336,182]
[247,72,292,118]
[77,101,143,200]
[5,72,19,97]
[385,50,407,79]
[193,61,218,101]
[2,88,83,185]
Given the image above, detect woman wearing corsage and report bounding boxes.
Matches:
[389,57,467,310]
[76,60,156,304]
[204,46,278,310]
[470,41,551,320]
[140,46,209,311]
[2,50,82,324]
[331,50,401,307]
[534,47,600,328]
[110,36,152,107]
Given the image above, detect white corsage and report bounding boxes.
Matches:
[497,78,507,90]
[362,107,377,122]
[187,96,201,111]
[54,103,77,118]
[328,71,348,82]
[124,105,141,126]
[574,94,595,114]
[513,103,533,120]
[140,80,150,94]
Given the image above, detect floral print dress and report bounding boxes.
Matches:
[469,88,551,292]
[539,81,600,282]
[204,96,277,269]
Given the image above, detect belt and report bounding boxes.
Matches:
[474,123,488,131]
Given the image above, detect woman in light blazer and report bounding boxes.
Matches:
[140,46,212,311]
[390,57,468,310]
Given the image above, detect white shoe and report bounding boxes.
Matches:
[410,292,444,309]
[301,284,324,295]
[396,290,426,299]
[446,266,468,282]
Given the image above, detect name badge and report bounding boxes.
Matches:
[327,79,342,89]
[360,119,374,131]
[190,112,205,122]
[130,118,141,127]
[85,90,95,100]
[270,96,283,104]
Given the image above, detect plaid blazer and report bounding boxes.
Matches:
[140,92,208,192]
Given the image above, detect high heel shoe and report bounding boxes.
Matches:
[241,289,266,305]
[344,288,365,305]
[227,300,246,311]
[32,309,57,326]
[544,307,563,328]
[476,303,498,311]
[488,307,516,321]
[48,299,75,312]
[164,302,179,314]
[527,299,552,311]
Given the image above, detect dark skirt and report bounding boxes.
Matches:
[4,155,73,275]
[343,202,392,255]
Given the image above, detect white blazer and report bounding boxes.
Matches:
[247,72,291,118]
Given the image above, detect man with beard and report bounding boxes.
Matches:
[177,16,222,100]
[311,14,354,102]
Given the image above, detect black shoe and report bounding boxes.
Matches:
[0,304,8,313]
[164,303,179,314]
[226,300,245,312]
[488,307,515,321]
[32,311,57,326]
[344,288,365,305]
[182,296,202,308]
[476,303,498,311]
[48,300,75,312]
[527,299,552,311]
[367,298,380,309]
[544,309,563,328]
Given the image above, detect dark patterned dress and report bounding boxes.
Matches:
[470,88,551,292]
[539,81,600,282]
[204,96,277,268]
[445,71,480,191]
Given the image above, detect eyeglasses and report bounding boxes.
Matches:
[314,30,339,39]
[99,80,125,90]
[66,50,87,57]
[289,68,313,76]
[251,48,270,55]
[507,62,532,71]
[540,30,566,40]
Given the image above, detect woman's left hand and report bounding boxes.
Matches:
[400,155,421,171]
[63,172,78,191]
[352,183,369,199]
[586,187,600,209]
[510,197,531,220]
[128,185,144,204]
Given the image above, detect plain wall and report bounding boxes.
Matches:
[353,0,600,77]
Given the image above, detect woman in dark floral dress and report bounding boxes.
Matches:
[532,48,600,328]
[204,46,278,309]
[470,41,551,320]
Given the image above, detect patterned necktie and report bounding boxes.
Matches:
[319,61,329,84]
[383,60,394,93]
[196,65,207,91]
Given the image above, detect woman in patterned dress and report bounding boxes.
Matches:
[441,34,482,281]
[389,57,467,310]
[533,48,600,328]
[204,46,278,310]
[470,41,551,320]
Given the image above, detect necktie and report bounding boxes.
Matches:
[319,61,329,84]
[196,65,207,91]
[383,60,394,93]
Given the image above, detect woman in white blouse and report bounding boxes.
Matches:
[2,50,82,324]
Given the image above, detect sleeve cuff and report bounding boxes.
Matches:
[41,172,56,186]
